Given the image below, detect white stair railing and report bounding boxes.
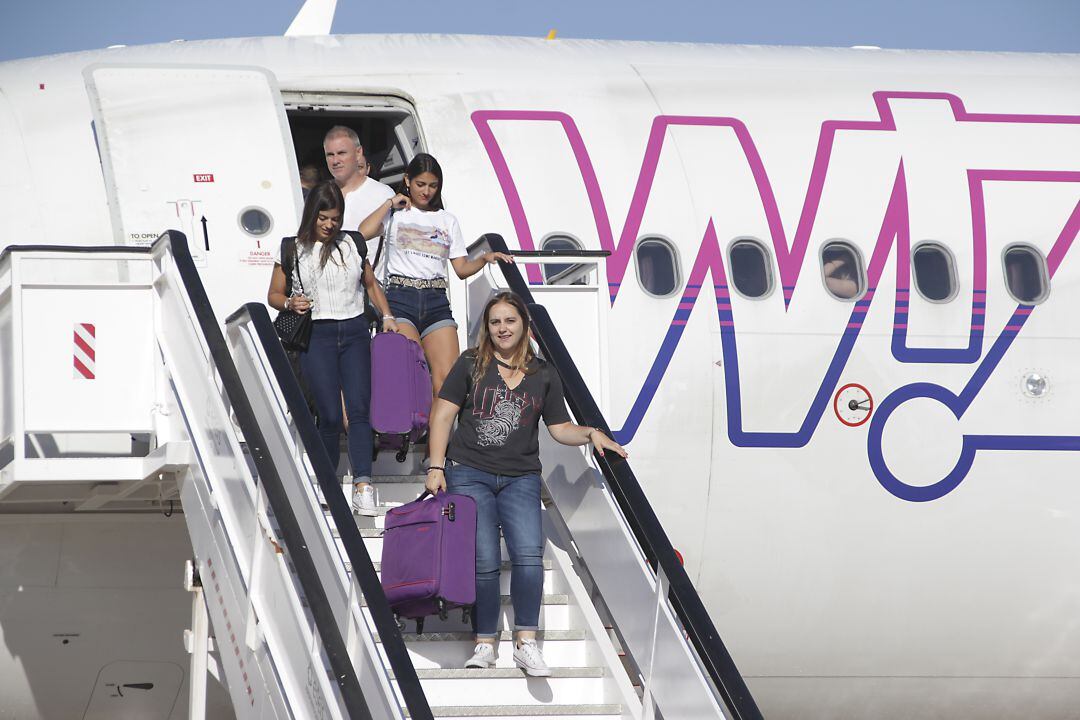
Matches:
[223,301,432,720]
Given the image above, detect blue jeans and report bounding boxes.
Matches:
[300,316,372,479]
[446,462,543,637]
[386,285,456,338]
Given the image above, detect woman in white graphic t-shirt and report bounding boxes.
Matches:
[359,153,513,399]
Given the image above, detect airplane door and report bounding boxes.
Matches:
[85,64,302,319]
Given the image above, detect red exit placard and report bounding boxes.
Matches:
[193,173,215,183]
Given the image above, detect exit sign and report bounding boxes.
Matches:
[193,174,215,183]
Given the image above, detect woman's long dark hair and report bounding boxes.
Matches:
[405,153,444,210]
[472,292,535,383]
[297,180,346,268]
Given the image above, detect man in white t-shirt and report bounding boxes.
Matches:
[324,125,395,267]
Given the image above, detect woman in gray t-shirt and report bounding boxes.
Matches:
[425,291,626,677]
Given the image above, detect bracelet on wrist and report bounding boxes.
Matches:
[427,466,445,473]
[382,314,395,321]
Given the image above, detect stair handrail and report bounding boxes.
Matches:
[226,301,433,720]
[470,233,763,720]
[151,231,375,719]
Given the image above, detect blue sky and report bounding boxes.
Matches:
[0,0,1077,62]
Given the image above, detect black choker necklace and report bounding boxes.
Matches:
[494,358,515,369]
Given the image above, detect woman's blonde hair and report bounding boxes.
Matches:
[472,292,534,383]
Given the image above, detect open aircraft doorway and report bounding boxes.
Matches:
[282,94,424,196]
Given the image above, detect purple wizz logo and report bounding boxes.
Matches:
[473,93,1080,501]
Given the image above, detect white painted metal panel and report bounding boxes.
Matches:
[85,64,302,321]
[0,88,39,247]
[20,285,154,433]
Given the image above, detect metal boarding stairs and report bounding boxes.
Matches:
[0,233,762,720]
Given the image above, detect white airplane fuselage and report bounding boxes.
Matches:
[1,34,1079,718]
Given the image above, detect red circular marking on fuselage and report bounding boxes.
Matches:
[833,383,874,427]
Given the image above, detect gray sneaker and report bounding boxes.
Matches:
[464,642,497,669]
[513,639,551,677]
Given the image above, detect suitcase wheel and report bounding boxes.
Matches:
[415,617,425,635]
[461,607,469,625]
[438,599,448,621]
[396,615,406,632]
[395,436,411,463]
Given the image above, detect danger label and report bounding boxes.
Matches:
[193,174,215,183]
[241,249,275,267]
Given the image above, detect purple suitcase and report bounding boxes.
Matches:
[371,332,432,462]
[381,491,476,633]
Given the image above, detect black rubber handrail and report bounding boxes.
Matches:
[153,232,375,719]
[499,249,612,258]
[471,233,763,720]
[226,301,432,720]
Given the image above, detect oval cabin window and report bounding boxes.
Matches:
[729,239,774,299]
[912,243,957,302]
[1003,245,1049,304]
[541,234,584,285]
[635,237,680,297]
[820,241,865,301]
[239,206,273,237]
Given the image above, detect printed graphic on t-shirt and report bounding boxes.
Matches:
[395,222,451,260]
[473,385,542,448]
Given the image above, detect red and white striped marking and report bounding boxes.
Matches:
[73,323,95,380]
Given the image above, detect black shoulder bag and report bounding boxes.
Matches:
[273,236,314,352]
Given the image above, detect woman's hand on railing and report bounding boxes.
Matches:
[588,428,627,459]
[483,251,515,264]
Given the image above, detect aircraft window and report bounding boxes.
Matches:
[1003,245,1049,304]
[541,234,586,285]
[820,241,865,301]
[239,207,273,237]
[912,242,957,303]
[635,237,680,297]
[728,238,774,299]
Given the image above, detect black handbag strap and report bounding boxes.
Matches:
[341,230,368,264]
[280,236,304,295]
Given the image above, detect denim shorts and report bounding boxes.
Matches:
[386,285,457,338]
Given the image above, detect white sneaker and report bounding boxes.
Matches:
[351,484,377,516]
[513,639,551,677]
[464,642,497,669]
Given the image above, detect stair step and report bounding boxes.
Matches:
[407,705,622,718]
[346,536,535,562]
[361,594,567,608]
[363,599,573,633]
[395,667,604,679]
[366,560,554,573]
[381,634,597,670]
[402,672,613,708]
[347,561,557,596]
[370,474,428,483]
[376,629,585,643]
[333,527,384,539]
